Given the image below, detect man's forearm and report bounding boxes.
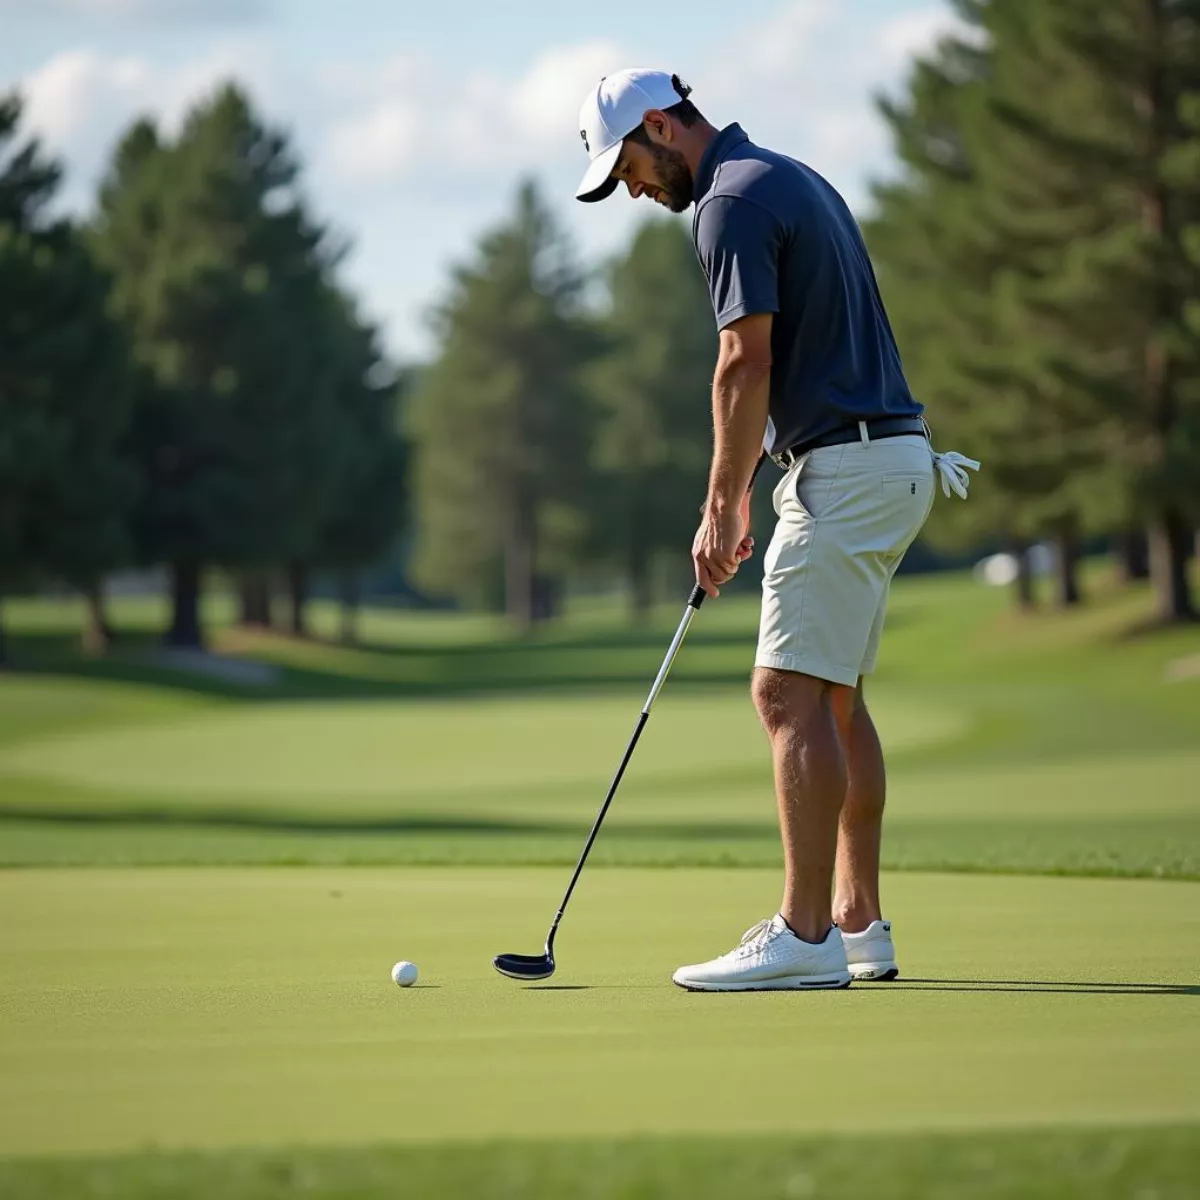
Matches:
[706,352,770,512]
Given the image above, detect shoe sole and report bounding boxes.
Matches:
[673,971,853,993]
[849,961,899,982]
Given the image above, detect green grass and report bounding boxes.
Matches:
[4,1125,1199,1199]
[2,867,1199,1158]
[1,567,1197,876]
[2,570,1199,1196]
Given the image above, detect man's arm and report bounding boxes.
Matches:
[693,313,773,597]
[708,314,773,511]
[691,195,781,596]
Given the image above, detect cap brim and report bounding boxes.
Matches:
[575,141,622,203]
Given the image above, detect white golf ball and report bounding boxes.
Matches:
[391,960,418,987]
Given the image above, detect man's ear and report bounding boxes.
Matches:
[643,109,672,143]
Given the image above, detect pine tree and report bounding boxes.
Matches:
[289,285,407,641]
[410,182,595,626]
[867,0,1200,619]
[0,93,137,660]
[93,85,340,646]
[590,218,716,615]
[980,0,1200,618]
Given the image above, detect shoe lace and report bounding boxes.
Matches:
[733,918,775,958]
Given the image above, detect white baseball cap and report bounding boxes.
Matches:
[575,68,689,203]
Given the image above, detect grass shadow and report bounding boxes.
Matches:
[0,805,782,843]
[0,806,564,836]
[3,627,757,704]
[896,977,1200,997]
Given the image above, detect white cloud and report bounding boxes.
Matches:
[327,100,419,182]
[875,6,967,70]
[318,39,622,190]
[20,41,281,207]
[719,0,836,84]
[507,40,620,144]
[22,50,151,145]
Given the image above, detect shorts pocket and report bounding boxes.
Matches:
[788,447,845,521]
[880,471,928,498]
[880,470,935,553]
[774,459,818,521]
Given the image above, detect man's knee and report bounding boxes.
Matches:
[752,666,828,735]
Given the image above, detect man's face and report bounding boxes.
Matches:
[612,133,694,213]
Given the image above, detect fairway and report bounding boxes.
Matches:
[3,866,1199,1156]
[0,689,963,805]
[2,576,1199,878]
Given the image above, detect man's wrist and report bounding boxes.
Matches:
[704,488,741,517]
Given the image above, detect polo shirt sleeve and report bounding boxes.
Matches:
[694,195,782,330]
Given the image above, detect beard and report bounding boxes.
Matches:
[649,143,695,213]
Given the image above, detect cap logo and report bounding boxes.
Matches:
[580,129,590,153]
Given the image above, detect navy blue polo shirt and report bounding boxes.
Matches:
[691,124,922,456]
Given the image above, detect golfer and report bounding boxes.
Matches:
[575,69,977,990]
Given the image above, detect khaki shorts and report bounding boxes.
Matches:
[756,433,935,686]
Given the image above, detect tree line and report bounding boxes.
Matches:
[0,85,406,658]
[2,0,1197,662]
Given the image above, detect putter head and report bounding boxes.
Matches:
[493,950,556,982]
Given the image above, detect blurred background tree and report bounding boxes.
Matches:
[589,219,716,618]
[0,94,138,662]
[91,85,406,648]
[410,181,596,628]
[867,0,1200,618]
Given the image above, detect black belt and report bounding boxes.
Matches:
[772,416,926,470]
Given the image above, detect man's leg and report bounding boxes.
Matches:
[830,680,886,934]
[751,666,853,944]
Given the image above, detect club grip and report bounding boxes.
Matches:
[687,583,706,610]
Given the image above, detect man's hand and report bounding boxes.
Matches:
[693,491,754,598]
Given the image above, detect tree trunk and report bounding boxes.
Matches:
[82,581,113,655]
[287,563,310,638]
[1116,529,1150,582]
[1139,6,1192,623]
[338,572,360,646]
[531,575,561,623]
[626,479,653,621]
[1148,507,1196,622]
[1010,539,1036,611]
[628,539,652,621]
[505,485,536,630]
[167,562,203,648]
[238,573,273,628]
[1053,530,1082,608]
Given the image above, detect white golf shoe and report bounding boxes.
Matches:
[672,915,852,992]
[841,919,899,981]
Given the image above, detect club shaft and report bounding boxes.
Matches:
[545,587,705,953]
[642,604,700,712]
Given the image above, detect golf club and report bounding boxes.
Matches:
[493,583,707,982]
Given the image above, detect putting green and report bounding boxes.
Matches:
[2,867,1197,1156]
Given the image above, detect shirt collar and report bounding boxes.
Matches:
[693,122,749,203]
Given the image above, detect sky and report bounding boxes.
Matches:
[2,0,958,362]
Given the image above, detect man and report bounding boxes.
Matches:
[576,69,977,991]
